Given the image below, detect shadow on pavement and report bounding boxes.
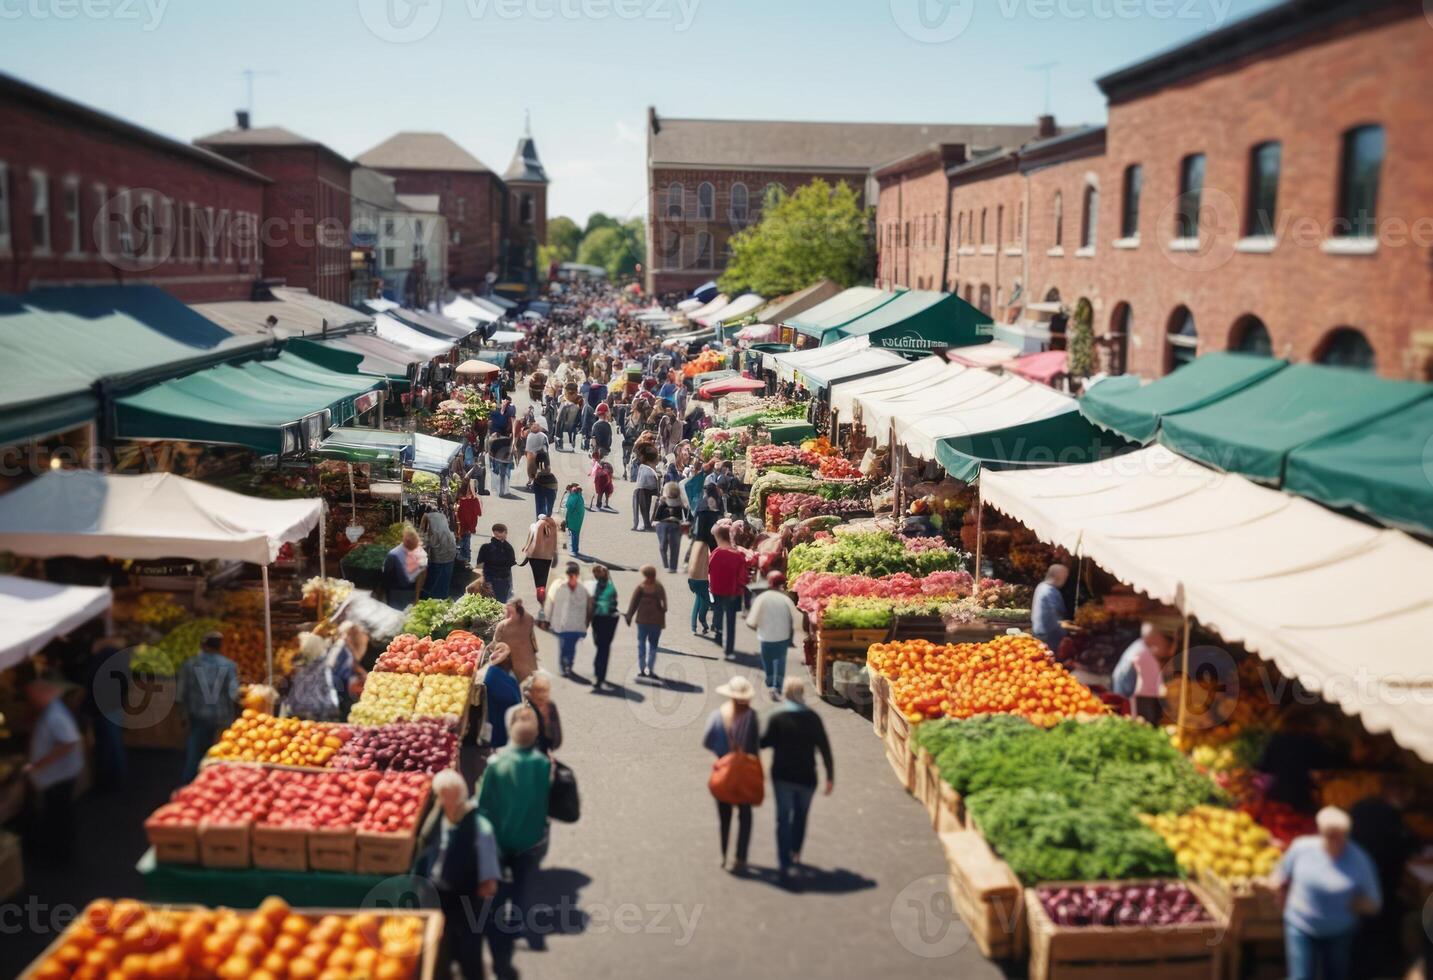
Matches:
[526,867,594,936]
[589,683,643,702]
[634,675,702,694]
[735,864,878,895]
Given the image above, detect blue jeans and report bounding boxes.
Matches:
[488,576,512,603]
[534,486,556,517]
[774,780,816,873]
[655,523,681,571]
[182,720,218,784]
[423,560,453,599]
[568,528,581,555]
[458,533,472,562]
[760,639,789,692]
[557,631,584,673]
[712,594,741,656]
[1285,925,1354,980]
[688,579,710,631]
[636,624,661,673]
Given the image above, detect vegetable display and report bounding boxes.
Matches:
[438,594,505,634]
[341,543,389,573]
[333,720,457,773]
[1036,882,1213,928]
[400,599,452,638]
[787,531,964,579]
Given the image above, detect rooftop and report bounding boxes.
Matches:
[357,132,493,173]
[503,135,549,184]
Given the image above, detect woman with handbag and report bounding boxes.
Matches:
[651,481,689,574]
[702,676,762,872]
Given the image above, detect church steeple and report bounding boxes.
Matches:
[503,111,549,185]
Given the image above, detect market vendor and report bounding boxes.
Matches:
[381,527,428,610]
[1030,563,1070,652]
[22,676,83,858]
[177,630,239,783]
[1111,622,1171,725]
[1257,709,1337,811]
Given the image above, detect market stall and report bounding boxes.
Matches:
[0,575,113,670]
[770,334,870,384]
[784,287,897,346]
[373,313,455,360]
[827,289,994,355]
[827,355,950,438]
[700,292,765,327]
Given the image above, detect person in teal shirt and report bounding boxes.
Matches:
[563,483,587,556]
[587,563,621,689]
[478,705,552,952]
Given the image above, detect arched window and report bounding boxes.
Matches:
[729,182,748,223]
[666,182,683,219]
[1337,125,1384,238]
[1230,315,1273,356]
[695,230,713,268]
[1166,306,1198,372]
[697,182,714,220]
[659,228,680,267]
[1053,192,1064,247]
[763,183,784,209]
[1107,303,1132,375]
[977,284,992,315]
[1080,184,1099,249]
[1120,164,1142,239]
[1317,326,1376,371]
[964,284,974,304]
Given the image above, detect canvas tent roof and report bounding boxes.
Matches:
[889,376,1076,459]
[0,575,113,670]
[705,293,766,326]
[685,294,730,323]
[770,335,869,383]
[756,279,842,325]
[933,411,1134,482]
[193,288,372,340]
[374,314,453,358]
[286,338,410,384]
[442,297,501,325]
[0,469,323,564]
[948,341,1021,368]
[832,289,993,354]
[795,347,908,391]
[317,427,463,473]
[374,305,474,341]
[788,288,897,339]
[980,445,1433,763]
[828,355,951,419]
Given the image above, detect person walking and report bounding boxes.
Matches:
[702,676,760,872]
[478,705,552,955]
[492,599,540,684]
[707,526,749,660]
[589,402,613,460]
[523,419,549,490]
[481,644,523,749]
[177,630,239,782]
[523,671,564,754]
[624,565,668,679]
[760,677,834,886]
[1031,563,1070,653]
[456,483,482,565]
[544,562,593,677]
[22,677,83,858]
[562,483,586,556]
[476,524,517,603]
[332,622,369,719]
[421,510,458,600]
[651,481,689,574]
[381,526,427,610]
[519,513,559,603]
[589,452,615,511]
[532,451,559,518]
[1277,806,1382,980]
[587,564,620,691]
[746,571,801,699]
[631,455,660,532]
[415,769,505,980]
[686,537,712,636]
[487,427,515,498]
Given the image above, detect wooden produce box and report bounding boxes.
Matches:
[1197,870,1281,980]
[308,826,358,873]
[914,747,939,812]
[870,670,890,737]
[883,694,915,792]
[144,818,200,865]
[197,821,250,869]
[939,830,1025,960]
[814,627,886,697]
[356,827,420,875]
[932,780,965,833]
[252,824,308,871]
[1024,880,1228,980]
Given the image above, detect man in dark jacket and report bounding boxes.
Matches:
[476,524,518,603]
[415,769,505,979]
[760,677,833,886]
[589,403,614,460]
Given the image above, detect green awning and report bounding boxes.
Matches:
[288,338,410,384]
[834,290,993,354]
[317,428,463,474]
[787,287,894,339]
[0,391,98,448]
[116,352,384,454]
[1159,364,1431,484]
[934,411,1135,483]
[1080,352,1288,444]
[1284,398,1433,535]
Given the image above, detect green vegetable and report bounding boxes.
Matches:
[787,531,965,579]
[402,598,453,637]
[342,543,389,572]
[745,472,820,522]
[439,593,505,632]
[131,617,226,676]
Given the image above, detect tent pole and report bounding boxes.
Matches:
[1176,610,1192,734]
[262,565,274,686]
[318,507,327,622]
[973,483,984,582]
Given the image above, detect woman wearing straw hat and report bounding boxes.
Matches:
[702,676,761,872]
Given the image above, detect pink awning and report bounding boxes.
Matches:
[1009,350,1068,386]
[699,375,766,398]
[735,323,777,342]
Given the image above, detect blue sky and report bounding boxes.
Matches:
[3,0,1278,223]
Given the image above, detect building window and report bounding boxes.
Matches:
[1080,184,1098,249]
[0,162,10,252]
[1230,314,1272,356]
[63,177,81,256]
[1053,192,1063,247]
[383,247,396,267]
[697,182,714,220]
[979,208,987,244]
[383,218,396,237]
[996,205,1004,247]
[1176,153,1206,239]
[1317,326,1375,371]
[1337,125,1384,238]
[729,182,748,223]
[977,284,991,315]
[1244,142,1281,238]
[666,182,684,219]
[1107,303,1131,375]
[695,231,713,266]
[1166,306,1198,372]
[659,228,680,267]
[1119,165,1142,239]
[29,169,51,254]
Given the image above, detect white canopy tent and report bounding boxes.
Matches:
[0,575,113,670]
[0,471,326,682]
[488,330,524,345]
[373,313,453,359]
[702,293,765,327]
[980,446,1433,763]
[797,347,909,390]
[770,335,869,383]
[828,355,950,420]
[946,341,1021,369]
[892,381,1076,459]
[442,297,502,325]
[685,294,730,323]
[675,297,703,312]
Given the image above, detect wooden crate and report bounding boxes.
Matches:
[813,627,886,696]
[1197,871,1282,980]
[914,747,939,811]
[197,821,250,869]
[1025,880,1228,980]
[939,830,1025,960]
[252,824,308,871]
[932,780,965,833]
[883,708,915,792]
[356,827,420,875]
[144,819,200,865]
[308,826,358,873]
[870,671,890,737]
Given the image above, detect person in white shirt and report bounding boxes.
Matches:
[1111,622,1170,725]
[746,571,802,700]
[24,678,84,857]
[543,562,593,677]
[523,421,549,490]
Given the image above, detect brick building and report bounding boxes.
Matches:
[0,73,268,302]
[357,133,506,292]
[873,143,968,293]
[197,116,353,304]
[502,123,549,285]
[877,0,1433,380]
[646,108,1039,295]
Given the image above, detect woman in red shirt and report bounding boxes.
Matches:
[456,483,482,565]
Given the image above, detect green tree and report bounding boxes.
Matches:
[719,179,870,296]
[1068,297,1095,379]
[584,212,619,238]
[577,218,645,278]
[547,215,581,259]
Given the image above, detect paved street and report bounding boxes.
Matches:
[478,420,1007,979]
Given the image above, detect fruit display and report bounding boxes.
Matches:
[205,711,349,767]
[682,349,726,378]
[1036,882,1213,928]
[1238,798,1316,847]
[766,492,869,525]
[792,569,976,623]
[218,623,274,685]
[413,674,472,720]
[147,763,272,828]
[798,435,837,457]
[357,772,432,834]
[301,576,353,610]
[130,591,187,629]
[333,721,458,773]
[424,630,483,675]
[130,618,226,676]
[372,634,431,674]
[27,896,432,980]
[1140,805,1282,883]
[349,673,422,725]
[1315,770,1385,810]
[262,769,378,830]
[744,471,820,520]
[400,599,451,638]
[867,635,1108,726]
[746,444,821,472]
[816,455,861,479]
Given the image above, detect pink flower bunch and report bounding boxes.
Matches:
[790,570,976,619]
[899,534,957,553]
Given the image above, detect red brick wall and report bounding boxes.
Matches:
[946,168,1027,320]
[506,182,546,280]
[875,158,950,291]
[0,99,266,301]
[375,170,503,290]
[647,166,869,294]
